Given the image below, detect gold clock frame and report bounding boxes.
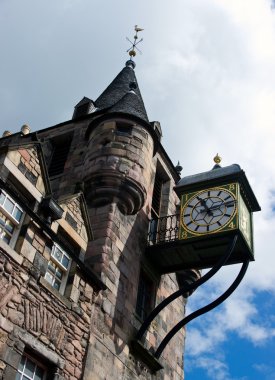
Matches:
[179,183,239,240]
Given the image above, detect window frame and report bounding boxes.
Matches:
[16,352,47,380]
[44,243,71,295]
[48,133,73,178]
[136,268,157,321]
[0,189,24,248]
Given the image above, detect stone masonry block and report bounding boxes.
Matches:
[0,316,13,333]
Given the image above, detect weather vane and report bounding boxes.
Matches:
[126,25,144,59]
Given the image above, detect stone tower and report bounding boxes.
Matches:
[0,59,198,379]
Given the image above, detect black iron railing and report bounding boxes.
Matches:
[148,214,180,245]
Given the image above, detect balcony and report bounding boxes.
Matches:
[146,214,254,273]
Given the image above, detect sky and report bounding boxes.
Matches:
[1,0,275,379]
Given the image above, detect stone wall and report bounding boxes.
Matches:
[0,243,94,380]
[83,202,185,380]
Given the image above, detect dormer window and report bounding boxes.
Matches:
[0,190,23,247]
[73,97,96,119]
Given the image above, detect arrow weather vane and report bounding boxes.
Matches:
[127,25,144,59]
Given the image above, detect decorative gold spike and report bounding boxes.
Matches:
[214,153,222,164]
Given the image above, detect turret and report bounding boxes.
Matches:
[83,60,158,214]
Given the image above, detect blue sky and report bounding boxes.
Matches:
[1,1,275,379]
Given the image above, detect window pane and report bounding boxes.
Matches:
[25,357,35,377]
[55,268,63,280]
[18,356,26,372]
[34,366,44,380]
[62,255,70,269]
[4,198,14,215]
[0,213,5,226]
[47,261,56,274]
[45,272,53,284]
[2,232,11,244]
[15,373,21,380]
[6,219,14,233]
[13,207,23,222]
[53,246,62,262]
[53,279,61,290]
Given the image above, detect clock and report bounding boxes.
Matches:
[180,183,239,240]
[181,185,237,235]
[147,162,260,271]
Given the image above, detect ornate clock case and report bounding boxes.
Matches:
[175,163,261,269]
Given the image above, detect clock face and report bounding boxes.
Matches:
[181,187,237,235]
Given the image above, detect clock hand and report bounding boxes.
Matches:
[197,197,213,216]
[197,197,209,210]
[208,200,236,212]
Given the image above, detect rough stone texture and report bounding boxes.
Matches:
[83,119,154,214]
[61,196,88,241]
[0,245,93,379]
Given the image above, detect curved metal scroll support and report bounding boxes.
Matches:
[155,258,249,358]
[136,235,238,341]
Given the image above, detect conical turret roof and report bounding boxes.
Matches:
[95,60,149,123]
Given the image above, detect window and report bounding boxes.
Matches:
[115,121,133,136]
[0,190,23,246]
[48,135,72,177]
[44,244,71,294]
[151,171,165,218]
[136,270,156,321]
[16,354,46,380]
[149,171,166,243]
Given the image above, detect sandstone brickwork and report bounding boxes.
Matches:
[0,246,94,380]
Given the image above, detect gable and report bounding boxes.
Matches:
[3,144,51,201]
[57,193,93,250]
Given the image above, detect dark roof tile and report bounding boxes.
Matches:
[95,61,149,124]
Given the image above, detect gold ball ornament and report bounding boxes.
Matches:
[129,50,136,57]
[214,153,222,164]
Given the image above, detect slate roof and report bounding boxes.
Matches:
[94,60,149,123]
[177,164,242,187]
[175,163,261,212]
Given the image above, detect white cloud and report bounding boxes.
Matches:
[253,363,275,380]
[187,356,248,380]
[1,0,275,378]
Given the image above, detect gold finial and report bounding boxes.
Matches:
[214,153,222,164]
[126,25,144,59]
